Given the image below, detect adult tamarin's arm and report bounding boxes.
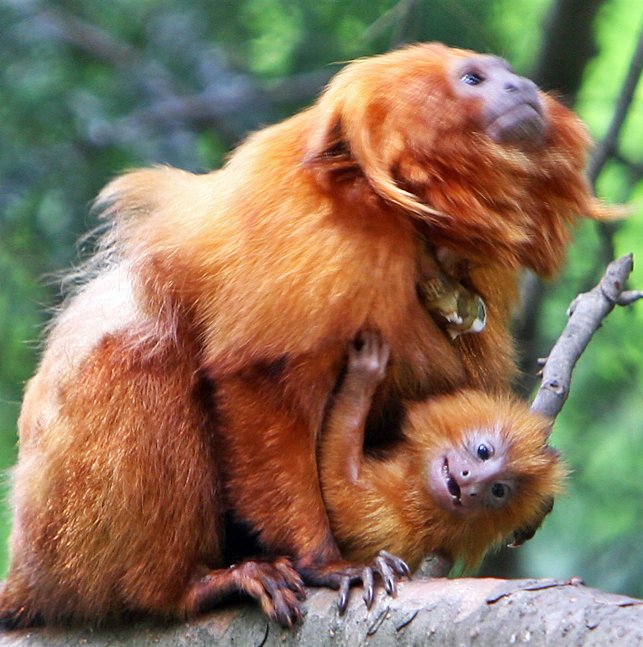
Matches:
[322,333,566,593]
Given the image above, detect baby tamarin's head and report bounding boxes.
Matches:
[406,390,566,566]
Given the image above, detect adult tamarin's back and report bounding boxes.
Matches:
[96,126,472,392]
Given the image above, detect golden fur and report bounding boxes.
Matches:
[2,43,610,625]
[322,389,565,571]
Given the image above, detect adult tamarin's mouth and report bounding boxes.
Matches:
[487,102,546,145]
[443,458,462,505]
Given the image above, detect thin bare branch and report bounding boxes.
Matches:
[37,8,141,70]
[531,254,638,420]
[612,151,643,182]
[617,290,643,306]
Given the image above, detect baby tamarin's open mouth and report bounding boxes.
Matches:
[443,458,462,505]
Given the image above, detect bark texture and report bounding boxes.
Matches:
[1,577,641,646]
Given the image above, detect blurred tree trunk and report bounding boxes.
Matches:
[532,0,606,102]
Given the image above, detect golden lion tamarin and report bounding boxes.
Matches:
[320,332,565,611]
[1,43,610,627]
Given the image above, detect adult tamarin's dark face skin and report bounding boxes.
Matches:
[451,55,546,146]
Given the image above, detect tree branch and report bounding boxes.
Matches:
[2,578,641,645]
[531,254,641,419]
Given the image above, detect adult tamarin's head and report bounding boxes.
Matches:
[304,42,616,277]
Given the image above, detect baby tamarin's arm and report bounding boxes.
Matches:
[321,333,438,575]
[323,332,391,487]
[318,333,412,612]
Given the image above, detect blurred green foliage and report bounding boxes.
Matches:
[0,0,641,598]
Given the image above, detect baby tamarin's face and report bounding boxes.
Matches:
[429,430,515,514]
[406,390,566,534]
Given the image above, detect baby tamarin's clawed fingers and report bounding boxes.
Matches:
[297,553,409,615]
[373,550,412,595]
[335,552,411,614]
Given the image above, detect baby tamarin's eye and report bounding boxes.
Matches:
[491,483,508,499]
[476,443,491,460]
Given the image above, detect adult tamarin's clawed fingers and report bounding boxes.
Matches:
[180,558,306,628]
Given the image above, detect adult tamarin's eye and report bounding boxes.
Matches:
[491,483,508,499]
[461,71,485,86]
[476,443,491,460]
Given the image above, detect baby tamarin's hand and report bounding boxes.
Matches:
[346,331,390,393]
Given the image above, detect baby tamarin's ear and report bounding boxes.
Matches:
[508,496,555,548]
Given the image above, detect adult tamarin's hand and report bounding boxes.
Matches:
[1,43,613,628]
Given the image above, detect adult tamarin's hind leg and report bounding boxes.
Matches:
[179,557,305,627]
[0,330,225,627]
[214,352,345,572]
[1,316,306,628]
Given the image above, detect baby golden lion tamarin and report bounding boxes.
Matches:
[320,331,565,611]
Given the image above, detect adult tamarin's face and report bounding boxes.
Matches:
[449,54,546,147]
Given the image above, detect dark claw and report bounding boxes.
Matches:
[379,550,412,579]
[274,603,294,629]
[337,576,351,615]
[260,576,304,628]
[284,575,306,601]
[374,555,396,596]
[282,599,303,627]
[362,567,375,609]
[272,560,307,601]
[300,552,411,616]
